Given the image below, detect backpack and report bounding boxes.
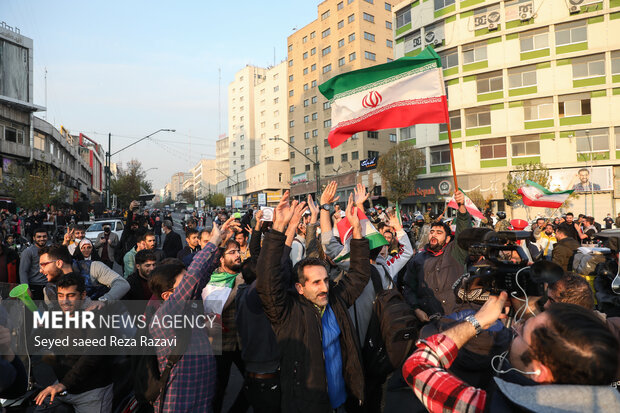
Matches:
[362,265,421,380]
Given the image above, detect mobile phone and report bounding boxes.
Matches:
[260,207,274,222]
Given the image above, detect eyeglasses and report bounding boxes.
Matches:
[39,260,55,268]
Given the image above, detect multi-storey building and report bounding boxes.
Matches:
[169,172,192,201]
[190,158,218,199]
[287,0,397,200]
[393,0,620,219]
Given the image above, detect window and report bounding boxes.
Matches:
[385,2,392,10]
[338,38,345,47]
[364,32,375,42]
[289,120,295,127]
[389,133,397,142]
[274,97,279,104]
[365,0,374,3]
[323,101,331,109]
[289,75,294,82]
[304,99,309,107]
[339,57,346,66]
[363,13,374,23]
[291,167,296,174]
[368,150,380,158]
[311,96,318,104]
[613,51,620,75]
[338,1,344,10]
[303,51,308,59]
[349,52,357,61]
[476,71,503,94]
[555,20,587,47]
[558,93,591,118]
[322,28,331,38]
[386,39,393,48]
[349,33,356,42]
[342,153,349,162]
[463,42,487,64]
[520,28,549,52]
[465,106,491,128]
[431,145,451,165]
[312,112,318,120]
[305,148,311,155]
[400,126,416,140]
[440,110,461,132]
[323,64,332,73]
[310,31,316,39]
[325,156,335,164]
[4,127,17,142]
[304,67,309,75]
[348,14,355,23]
[352,151,359,160]
[434,0,455,11]
[338,20,344,29]
[288,44,293,52]
[324,119,332,128]
[311,47,316,55]
[304,83,309,91]
[365,51,376,61]
[289,89,294,96]
[572,54,605,79]
[480,138,507,159]
[348,0,354,3]
[312,129,319,137]
[304,115,310,123]
[576,128,609,153]
[386,21,392,29]
[303,36,308,43]
[511,135,540,157]
[321,10,330,20]
[440,48,458,70]
[290,151,296,159]
[289,60,294,67]
[290,136,295,143]
[508,65,537,89]
[304,131,310,139]
[306,164,311,171]
[396,8,411,29]
[312,80,317,87]
[322,46,331,56]
[367,131,379,139]
[311,63,317,71]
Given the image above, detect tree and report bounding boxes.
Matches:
[110,159,152,209]
[206,193,226,208]
[467,188,487,211]
[377,142,425,205]
[1,162,68,210]
[179,189,196,204]
[503,162,550,206]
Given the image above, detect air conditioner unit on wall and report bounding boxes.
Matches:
[520,11,533,21]
[569,0,584,13]
[569,5,580,13]
[488,22,498,30]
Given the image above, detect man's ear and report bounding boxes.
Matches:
[530,359,554,383]
[161,291,172,301]
[295,282,304,296]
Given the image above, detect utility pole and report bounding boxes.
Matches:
[270,137,320,197]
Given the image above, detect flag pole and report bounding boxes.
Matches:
[443,98,459,192]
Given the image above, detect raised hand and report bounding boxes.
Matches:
[345,193,362,239]
[273,191,298,232]
[291,201,308,231]
[320,181,339,206]
[388,209,403,232]
[307,195,319,224]
[353,183,369,209]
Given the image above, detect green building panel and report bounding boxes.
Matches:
[506,33,519,41]
[463,61,489,72]
[446,15,457,23]
[405,49,422,57]
[587,15,604,24]
[613,74,620,83]
[439,132,448,141]
[475,25,501,37]
[560,130,575,138]
[411,0,420,7]
[520,49,550,61]
[524,119,554,129]
[573,76,606,88]
[509,101,524,108]
[559,115,591,126]
[505,19,535,30]
[395,23,412,36]
[617,150,620,159]
[452,142,463,149]
[466,140,480,147]
[434,4,456,18]
[452,130,462,139]
[613,0,620,8]
[460,0,485,8]
[577,152,609,161]
[481,159,508,168]
[431,164,452,173]
[478,91,503,102]
[612,11,620,20]
[513,156,541,165]
[556,42,588,55]
[591,90,607,98]
[614,88,620,95]
[444,67,459,77]
[509,86,537,97]
[490,103,504,111]
[466,126,492,136]
[540,132,555,140]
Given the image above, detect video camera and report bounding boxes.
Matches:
[454,228,562,303]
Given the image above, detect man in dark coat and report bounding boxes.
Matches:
[256,192,370,413]
[162,220,183,259]
[552,226,581,271]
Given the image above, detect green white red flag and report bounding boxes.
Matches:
[447,190,485,219]
[318,46,448,148]
[518,180,574,208]
[335,208,387,263]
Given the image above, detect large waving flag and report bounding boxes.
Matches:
[319,47,448,148]
[335,208,388,263]
[447,191,485,219]
[518,180,574,208]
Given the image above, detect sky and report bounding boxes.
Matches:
[3,0,319,190]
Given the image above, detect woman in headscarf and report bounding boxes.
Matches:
[73,238,102,262]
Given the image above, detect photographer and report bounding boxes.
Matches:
[403,293,620,412]
[94,224,119,269]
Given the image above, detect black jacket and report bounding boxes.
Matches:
[162,231,183,258]
[257,230,370,413]
[552,237,580,271]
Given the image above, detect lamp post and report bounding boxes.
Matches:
[105,129,175,208]
[586,130,595,216]
[270,137,320,197]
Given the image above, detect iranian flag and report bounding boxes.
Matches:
[334,207,388,263]
[319,46,448,148]
[518,180,574,208]
[447,190,485,219]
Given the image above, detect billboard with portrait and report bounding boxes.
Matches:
[548,166,613,192]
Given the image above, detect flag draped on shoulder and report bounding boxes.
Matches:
[318,46,448,148]
[447,190,485,219]
[518,180,574,208]
[334,208,388,263]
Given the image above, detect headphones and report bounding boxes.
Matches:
[491,351,541,376]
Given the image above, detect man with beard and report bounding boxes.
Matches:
[204,238,249,413]
[557,212,586,242]
[536,223,557,259]
[19,227,49,300]
[124,250,157,303]
[177,228,201,264]
[403,190,471,322]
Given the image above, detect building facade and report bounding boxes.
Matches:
[286,0,398,199]
[393,0,620,219]
[191,158,218,199]
[169,172,192,201]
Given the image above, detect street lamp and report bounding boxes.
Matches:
[270,137,320,197]
[586,130,595,216]
[105,129,175,208]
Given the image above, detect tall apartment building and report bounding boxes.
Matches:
[170,172,192,201]
[191,158,218,199]
[393,0,620,219]
[215,135,229,191]
[287,0,397,199]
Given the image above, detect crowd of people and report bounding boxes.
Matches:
[1,184,620,412]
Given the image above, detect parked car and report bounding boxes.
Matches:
[85,219,124,242]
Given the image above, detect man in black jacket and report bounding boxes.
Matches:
[162,220,183,259]
[124,250,157,303]
[257,191,370,413]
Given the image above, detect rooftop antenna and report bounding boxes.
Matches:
[274,47,276,66]
[44,67,48,120]
[218,67,222,139]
